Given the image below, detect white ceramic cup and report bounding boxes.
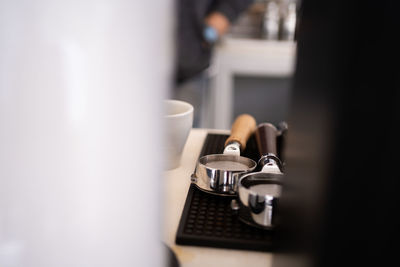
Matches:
[164,99,194,170]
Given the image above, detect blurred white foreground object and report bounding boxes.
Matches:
[0,0,172,266]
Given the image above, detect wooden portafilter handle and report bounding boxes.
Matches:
[255,123,278,157]
[224,114,257,151]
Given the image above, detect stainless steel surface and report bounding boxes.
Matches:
[192,154,257,195]
[262,1,280,40]
[259,153,283,174]
[227,0,298,41]
[238,173,282,228]
[230,199,240,211]
[192,113,257,195]
[223,141,241,156]
[281,2,297,41]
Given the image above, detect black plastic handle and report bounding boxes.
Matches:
[277,121,288,163]
[255,123,278,157]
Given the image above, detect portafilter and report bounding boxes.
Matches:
[236,123,284,228]
[191,114,258,196]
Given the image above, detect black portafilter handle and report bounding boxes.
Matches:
[277,121,288,164]
[255,123,283,170]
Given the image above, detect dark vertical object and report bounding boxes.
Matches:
[255,123,278,157]
[273,1,400,267]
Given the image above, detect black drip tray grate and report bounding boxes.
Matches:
[175,133,274,252]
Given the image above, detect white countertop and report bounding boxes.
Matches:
[162,129,273,267]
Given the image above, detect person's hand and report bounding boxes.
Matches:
[205,12,230,36]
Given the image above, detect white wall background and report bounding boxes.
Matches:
[0,0,173,266]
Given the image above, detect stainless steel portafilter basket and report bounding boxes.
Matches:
[191,114,258,196]
[192,154,257,195]
[237,173,282,229]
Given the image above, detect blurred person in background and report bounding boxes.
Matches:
[174,0,254,127]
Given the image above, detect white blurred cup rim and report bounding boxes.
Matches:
[164,99,193,118]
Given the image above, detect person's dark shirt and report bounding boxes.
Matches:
[175,0,254,84]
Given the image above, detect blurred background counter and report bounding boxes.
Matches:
[204,37,296,129]
[194,0,299,129]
